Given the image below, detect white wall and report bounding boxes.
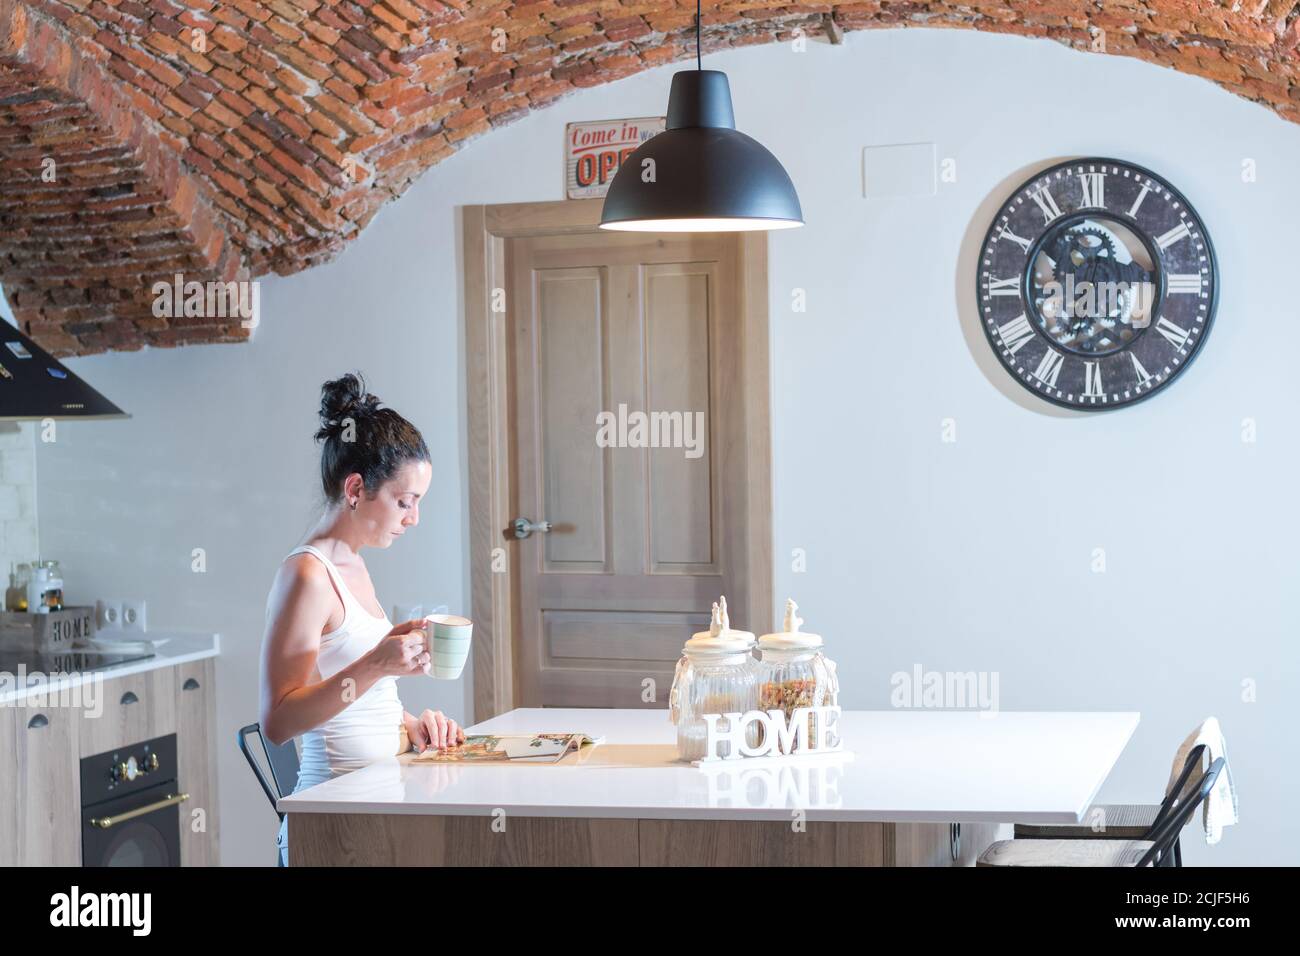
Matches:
[31,28,1299,865]
[0,422,37,577]
[0,302,39,583]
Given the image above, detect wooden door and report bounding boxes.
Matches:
[507,230,757,707]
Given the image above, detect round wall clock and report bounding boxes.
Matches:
[976,158,1217,410]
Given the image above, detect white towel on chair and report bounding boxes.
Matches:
[1166,717,1238,845]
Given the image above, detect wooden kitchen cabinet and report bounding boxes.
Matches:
[2,642,220,867]
[175,657,220,865]
[0,701,81,866]
[78,666,176,757]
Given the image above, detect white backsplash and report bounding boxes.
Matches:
[0,422,39,581]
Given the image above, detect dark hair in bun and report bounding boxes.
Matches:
[315,372,430,504]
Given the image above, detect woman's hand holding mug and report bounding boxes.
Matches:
[365,619,430,677]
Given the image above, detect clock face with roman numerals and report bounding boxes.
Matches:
[977,158,1217,410]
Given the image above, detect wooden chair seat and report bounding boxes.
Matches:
[978,838,1154,867]
[997,743,1226,868]
[1013,803,1161,840]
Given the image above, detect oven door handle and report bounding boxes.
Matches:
[90,792,190,829]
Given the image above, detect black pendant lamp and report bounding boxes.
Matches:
[599,0,803,232]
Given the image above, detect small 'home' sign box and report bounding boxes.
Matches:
[699,705,844,763]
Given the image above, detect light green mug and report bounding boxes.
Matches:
[422,614,472,679]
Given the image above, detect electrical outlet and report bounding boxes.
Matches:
[97,599,123,630]
[392,603,423,622]
[121,599,147,633]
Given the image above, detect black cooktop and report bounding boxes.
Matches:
[0,646,154,675]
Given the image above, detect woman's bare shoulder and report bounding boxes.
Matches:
[264,553,339,651]
[269,551,333,605]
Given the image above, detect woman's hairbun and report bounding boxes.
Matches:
[313,371,431,503]
[315,371,380,440]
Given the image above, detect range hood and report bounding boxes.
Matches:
[0,321,128,421]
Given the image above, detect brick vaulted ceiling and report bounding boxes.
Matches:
[0,2,1298,356]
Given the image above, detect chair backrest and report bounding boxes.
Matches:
[1146,742,1207,836]
[237,723,301,820]
[1137,757,1224,866]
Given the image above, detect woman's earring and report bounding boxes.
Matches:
[349,498,357,511]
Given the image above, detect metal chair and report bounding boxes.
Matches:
[1014,742,1207,866]
[978,757,1225,867]
[237,723,300,866]
[237,722,300,818]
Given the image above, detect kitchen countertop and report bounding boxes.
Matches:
[0,631,220,705]
[277,707,1140,824]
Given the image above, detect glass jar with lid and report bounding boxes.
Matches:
[29,559,63,613]
[756,599,839,752]
[668,596,760,762]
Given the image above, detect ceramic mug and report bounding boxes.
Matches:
[422,614,472,679]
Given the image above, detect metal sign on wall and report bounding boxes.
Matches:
[564,117,665,200]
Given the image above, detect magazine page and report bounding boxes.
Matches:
[411,733,602,763]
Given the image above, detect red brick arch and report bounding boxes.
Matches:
[1,0,1296,355]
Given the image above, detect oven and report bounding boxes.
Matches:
[81,733,185,867]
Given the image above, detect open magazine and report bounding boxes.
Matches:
[411,732,605,763]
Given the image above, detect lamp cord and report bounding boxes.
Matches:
[696,0,701,71]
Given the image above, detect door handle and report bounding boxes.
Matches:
[90,792,190,829]
[511,517,553,540]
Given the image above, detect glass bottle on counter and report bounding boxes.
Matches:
[668,596,760,762]
[5,562,31,612]
[756,599,839,752]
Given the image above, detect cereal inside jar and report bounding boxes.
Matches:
[756,599,838,752]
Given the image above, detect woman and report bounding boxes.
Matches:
[260,372,465,866]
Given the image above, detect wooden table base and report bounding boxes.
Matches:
[288,814,1003,866]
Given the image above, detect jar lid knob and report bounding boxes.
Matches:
[689,594,754,652]
[710,595,731,637]
[760,597,822,649]
[783,598,802,634]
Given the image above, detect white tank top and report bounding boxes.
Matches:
[279,544,405,794]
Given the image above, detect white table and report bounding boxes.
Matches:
[280,708,1139,866]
